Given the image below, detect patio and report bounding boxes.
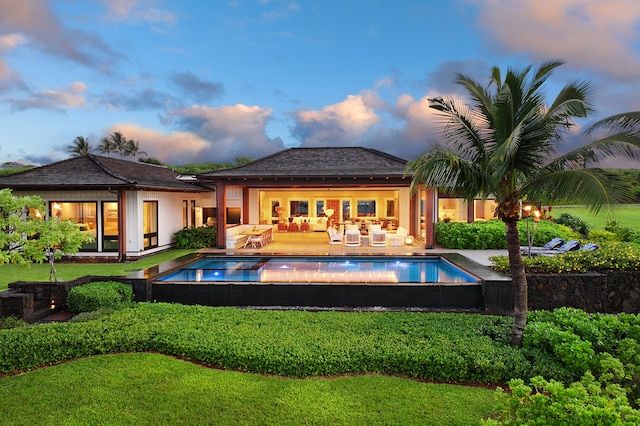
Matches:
[201,229,506,266]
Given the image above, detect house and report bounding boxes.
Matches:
[0,148,497,259]
[199,147,428,248]
[0,154,214,260]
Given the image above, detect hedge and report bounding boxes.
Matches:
[66,281,134,313]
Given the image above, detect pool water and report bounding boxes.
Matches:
[155,256,479,284]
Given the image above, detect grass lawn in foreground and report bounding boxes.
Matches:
[551,204,640,230]
[0,249,195,291]
[0,353,496,426]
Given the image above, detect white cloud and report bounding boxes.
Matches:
[0,33,25,53]
[293,91,383,146]
[475,0,640,79]
[8,81,87,111]
[100,0,177,26]
[158,104,285,163]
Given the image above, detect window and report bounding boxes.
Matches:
[386,199,396,217]
[190,200,196,228]
[227,207,241,224]
[289,200,308,217]
[342,200,351,221]
[143,201,158,249]
[438,198,468,222]
[357,200,376,217]
[50,201,97,251]
[102,201,119,251]
[182,200,188,228]
[315,200,325,216]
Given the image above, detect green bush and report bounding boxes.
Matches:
[605,221,638,243]
[0,304,530,383]
[435,220,576,249]
[490,242,640,273]
[556,213,591,237]
[174,226,216,249]
[0,316,26,330]
[589,229,619,242]
[66,281,134,313]
[484,374,640,425]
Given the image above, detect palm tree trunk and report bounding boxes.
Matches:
[506,219,527,346]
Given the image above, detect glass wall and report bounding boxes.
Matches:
[437,198,468,222]
[50,201,97,251]
[102,201,119,251]
[143,201,158,249]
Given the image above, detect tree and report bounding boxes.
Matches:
[98,137,114,157]
[109,131,129,158]
[125,139,147,161]
[406,61,640,346]
[67,136,92,157]
[0,189,93,280]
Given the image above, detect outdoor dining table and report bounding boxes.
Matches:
[241,228,271,248]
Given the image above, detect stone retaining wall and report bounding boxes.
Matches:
[489,271,640,314]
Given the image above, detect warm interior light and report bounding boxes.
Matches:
[534,210,541,222]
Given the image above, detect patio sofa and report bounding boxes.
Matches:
[286,216,328,232]
[225,224,273,249]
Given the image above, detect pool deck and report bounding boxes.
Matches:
[199,231,507,267]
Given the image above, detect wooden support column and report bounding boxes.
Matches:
[467,200,474,223]
[117,188,127,262]
[242,187,250,224]
[215,183,227,249]
[424,188,435,249]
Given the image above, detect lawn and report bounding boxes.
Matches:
[0,249,195,291]
[0,353,495,425]
[551,204,640,230]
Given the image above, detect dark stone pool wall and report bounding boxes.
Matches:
[487,271,640,314]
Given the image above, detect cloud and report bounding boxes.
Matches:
[158,104,285,163]
[475,0,640,80]
[291,91,384,147]
[0,60,27,92]
[168,72,225,104]
[7,81,87,112]
[100,0,177,26]
[99,87,182,111]
[0,33,25,53]
[103,124,210,164]
[0,0,118,69]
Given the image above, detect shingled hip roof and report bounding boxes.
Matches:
[0,154,210,192]
[199,147,410,178]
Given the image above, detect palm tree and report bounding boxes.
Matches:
[97,137,114,157]
[125,139,147,161]
[67,136,92,157]
[406,61,640,346]
[109,131,128,158]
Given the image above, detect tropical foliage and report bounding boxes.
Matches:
[0,189,92,280]
[66,136,92,157]
[407,60,640,345]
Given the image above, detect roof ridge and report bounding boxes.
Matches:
[88,154,136,184]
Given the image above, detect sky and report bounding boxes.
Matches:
[1,0,640,167]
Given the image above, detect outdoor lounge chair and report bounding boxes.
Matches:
[579,243,599,251]
[327,227,343,245]
[370,229,387,247]
[388,226,408,246]
[534,240,581,256]
[344,229,362,247]
[520,237,564,255]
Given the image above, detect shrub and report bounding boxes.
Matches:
[66,281,134,313]
[0,316,26,330]
[484,374,640,425]
[605,221,638,243]
[435,220,575,250]
[556,213,591,237]
[174,226,216,249]
[589,229,619,242]
[490,242,640,273]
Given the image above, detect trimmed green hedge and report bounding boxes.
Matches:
[435,220,577,249]
[66,281,134,313]
[173,226,216,249]
[0,304,527,382]
[491,242,640,273]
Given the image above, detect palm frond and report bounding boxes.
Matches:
[585,111,640,134]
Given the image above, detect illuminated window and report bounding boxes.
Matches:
[143,201,158,249]
[49,201,97,251]
[102,202,119,251]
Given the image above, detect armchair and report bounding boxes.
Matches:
[344,229,361,247]
[327,227,343,245]
[370,230,387,247]
[388,226,408,246]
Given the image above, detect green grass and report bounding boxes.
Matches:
[551,205,640,230]
[0,249,195,291]
[0,353,495,425]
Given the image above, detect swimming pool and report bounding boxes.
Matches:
[154,256,480,284]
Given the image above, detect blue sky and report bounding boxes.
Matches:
[1,0,640,167]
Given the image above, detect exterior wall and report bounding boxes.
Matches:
[13,189,213,259]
